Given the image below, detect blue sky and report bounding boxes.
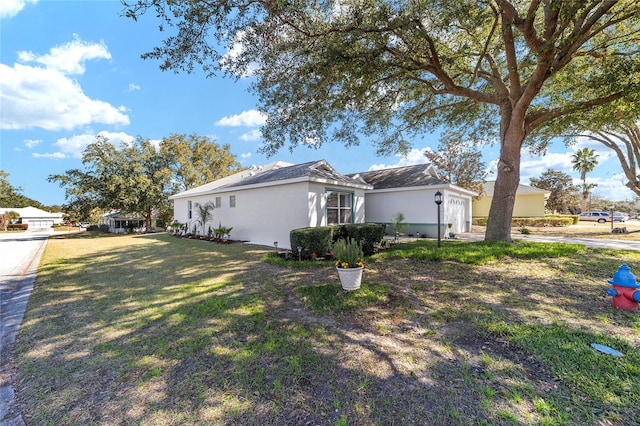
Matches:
[1,0,636,207]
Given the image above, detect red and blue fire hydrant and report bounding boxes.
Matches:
[606,264,640,311]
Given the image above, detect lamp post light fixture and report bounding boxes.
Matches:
[434,190,443,248]
[297,246,303,262]
[274,241,278,254]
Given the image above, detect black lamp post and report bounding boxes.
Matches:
[434,190,443,248]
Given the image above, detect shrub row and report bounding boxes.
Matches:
[6,223,29,230]
[290,223,386,259]
[474,215,576,227]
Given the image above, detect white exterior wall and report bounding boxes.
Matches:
[444,195,472,234]
[173,181,370,249]
[364,187,473,238]
[173,182,313,249]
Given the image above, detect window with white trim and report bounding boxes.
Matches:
[229,195,236,208]
[326,190,353,225]
[215,196,221,208]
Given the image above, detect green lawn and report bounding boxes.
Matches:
[12,233,640,425]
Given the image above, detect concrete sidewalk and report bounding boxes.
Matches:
[456,232,640,251]
[0,230,51,426]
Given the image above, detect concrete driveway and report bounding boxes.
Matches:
[0,229,52,426]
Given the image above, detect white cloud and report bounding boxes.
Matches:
[241,152,252,159]
[0,37,129,131]
[239,129,262,141]
[24,139,41,149]
[32,152,65,159]
[367,147,430,171]
[42,130,135,159]
[0,0,38,19]
[128,83,141,91]
[584,174,636,202]
[18,35,111,74]
[216,110,266,127]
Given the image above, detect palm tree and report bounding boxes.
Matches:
[572,148,599,212]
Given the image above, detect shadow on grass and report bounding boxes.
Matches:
[11,233,640,425]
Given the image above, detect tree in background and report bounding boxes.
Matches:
[160,134,243,192]
[572,148,599,212]
[0,170,46,209]
[424,132,487,195]
[123,1,640,242]
[569,123,640,199]
[49,134,240,230]
[0,211,20,231]
[529,169,579,214]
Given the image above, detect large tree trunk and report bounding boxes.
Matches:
[485,114,526,242]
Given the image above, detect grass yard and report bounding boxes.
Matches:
[10,233,640,425]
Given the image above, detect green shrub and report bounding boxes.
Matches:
[290,227,333,260]
[474,216,573,227]
[333,223,385,255]
[7,223,28,231]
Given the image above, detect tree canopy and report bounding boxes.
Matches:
[123,0,640,241]
[48,134,242,228]
[570,123,640,199]
[0,170,46,209]
[425,132,487,195]
[529,169,579,214]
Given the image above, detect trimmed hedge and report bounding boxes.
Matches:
[290,223,386,259]
[474,216,576,227]
[7,223,28,230]
[290,227,334,260]
[333,223,386,255]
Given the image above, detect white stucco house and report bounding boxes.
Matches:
[350,163,476,237]
[0,206,64,229]
[169,160,372,248]
[169,160,476,249]
[99,210,164,233]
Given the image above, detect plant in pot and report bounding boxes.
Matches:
[333,238,364,291]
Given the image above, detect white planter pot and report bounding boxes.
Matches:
[336,266,363,291]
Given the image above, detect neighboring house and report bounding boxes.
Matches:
[472,181,551,218]
[350,164,476,238]
[99,210,164,233]
[0,206,64,229]
[170,160,476,249]
[170,160,372,249]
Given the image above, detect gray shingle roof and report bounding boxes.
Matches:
[220,160,368,189]
[349,164,447,189]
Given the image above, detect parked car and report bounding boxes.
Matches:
[79,222,91,228]
[612,212,629,222]
[579,212,611,223]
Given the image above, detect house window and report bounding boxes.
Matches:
[326,190,353,225]
[215,196,221,208]
[229,195,236,208]
[188,200,192,219]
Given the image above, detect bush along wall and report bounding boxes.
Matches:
[290,223,386,260]
[290,227,334,260]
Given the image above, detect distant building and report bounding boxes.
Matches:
[0,206,65,229]
[472,181,551,218]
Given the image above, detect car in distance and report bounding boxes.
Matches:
[579,211,610,223]
[612,212,629,222]
[79,222,92,228]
